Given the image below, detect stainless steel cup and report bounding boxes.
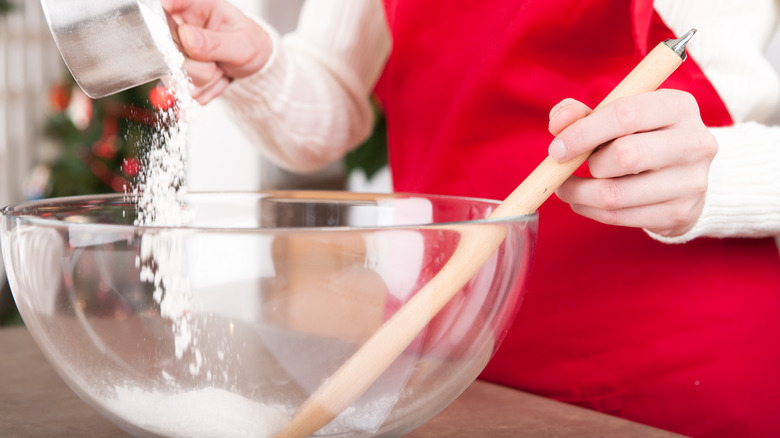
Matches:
[40,0,176,98]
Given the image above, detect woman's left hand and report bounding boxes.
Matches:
[547,89,718,237]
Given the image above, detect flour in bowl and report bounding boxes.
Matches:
[104,385,290,438]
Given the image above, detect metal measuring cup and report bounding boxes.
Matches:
[40,0,178,99]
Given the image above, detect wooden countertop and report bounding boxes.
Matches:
[0,326,686,437]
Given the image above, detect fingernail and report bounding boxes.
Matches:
[548,139,567,162]
[179,25,203,53]
[549,98,577,122]
[549,101,566,121]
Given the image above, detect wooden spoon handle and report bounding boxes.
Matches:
[275,32,693,438]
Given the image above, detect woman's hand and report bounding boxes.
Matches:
[161,0,273,103]
[547,90,718,237]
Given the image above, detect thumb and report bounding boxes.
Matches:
[176,24,209,60]
[177,24,267,76]
[178,24,250,64]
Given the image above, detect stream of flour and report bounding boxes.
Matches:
[114,6,292,437]
[132,3,199,366]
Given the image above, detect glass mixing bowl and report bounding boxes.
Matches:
[1,191,537,438]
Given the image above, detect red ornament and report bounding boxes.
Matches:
[48,83,70,112]
[102,116,119,137]
[121,158,140,177]
[92,139,117,160]
[149,86,176,111]
[111,176,129,193]
[89,160,112,181]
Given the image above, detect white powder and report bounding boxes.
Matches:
[112,11,318,437]
[133,3,198,227]
[320,393,401,435]
[104,385,291,438]
[129,6,201,366]
[137,230,196,360]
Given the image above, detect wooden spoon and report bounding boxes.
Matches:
[274,29,697,438]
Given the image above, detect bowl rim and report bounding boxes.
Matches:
[0,191,538,233]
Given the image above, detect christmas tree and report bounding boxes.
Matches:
[32,78,176,199]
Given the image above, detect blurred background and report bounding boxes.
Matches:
[0,0,390,325]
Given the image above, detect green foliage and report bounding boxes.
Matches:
[38,77,161,198]
[0,306,22,326]
[0,281,21,327]
[345,102,388,180]
[0,0,13,14]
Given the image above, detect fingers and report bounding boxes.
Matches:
[564,195,705,236]
[192,74,231,104]
[586,127,716,178]
[192,78,231,104]
[548,98,591,137]
[159,0,176,12]
[556,169,708,236]
[177,24,214,62]
[161,0,213,26]
[182,56,220,85]
[547,90,701,163]
[556,164,708,211]
[181,58,230,104]
[160,0,185,11]
[176,22,270,78]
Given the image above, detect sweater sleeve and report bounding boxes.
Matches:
[648,122,780,243]
[647,0,780,243]
[220,0,391,173]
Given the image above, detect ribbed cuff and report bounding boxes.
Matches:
[646,122,780,243]
[221,14,284,113]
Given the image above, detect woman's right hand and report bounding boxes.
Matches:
[161,0,274,103]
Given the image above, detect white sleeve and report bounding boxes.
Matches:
[648,0,780,243]
[220,0,391,173]
[649,122,780,243]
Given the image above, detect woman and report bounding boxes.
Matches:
[162,0,780,436]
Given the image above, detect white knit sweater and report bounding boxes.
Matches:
[222,0,780,243]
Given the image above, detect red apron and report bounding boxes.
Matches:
[375,1,780,437]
